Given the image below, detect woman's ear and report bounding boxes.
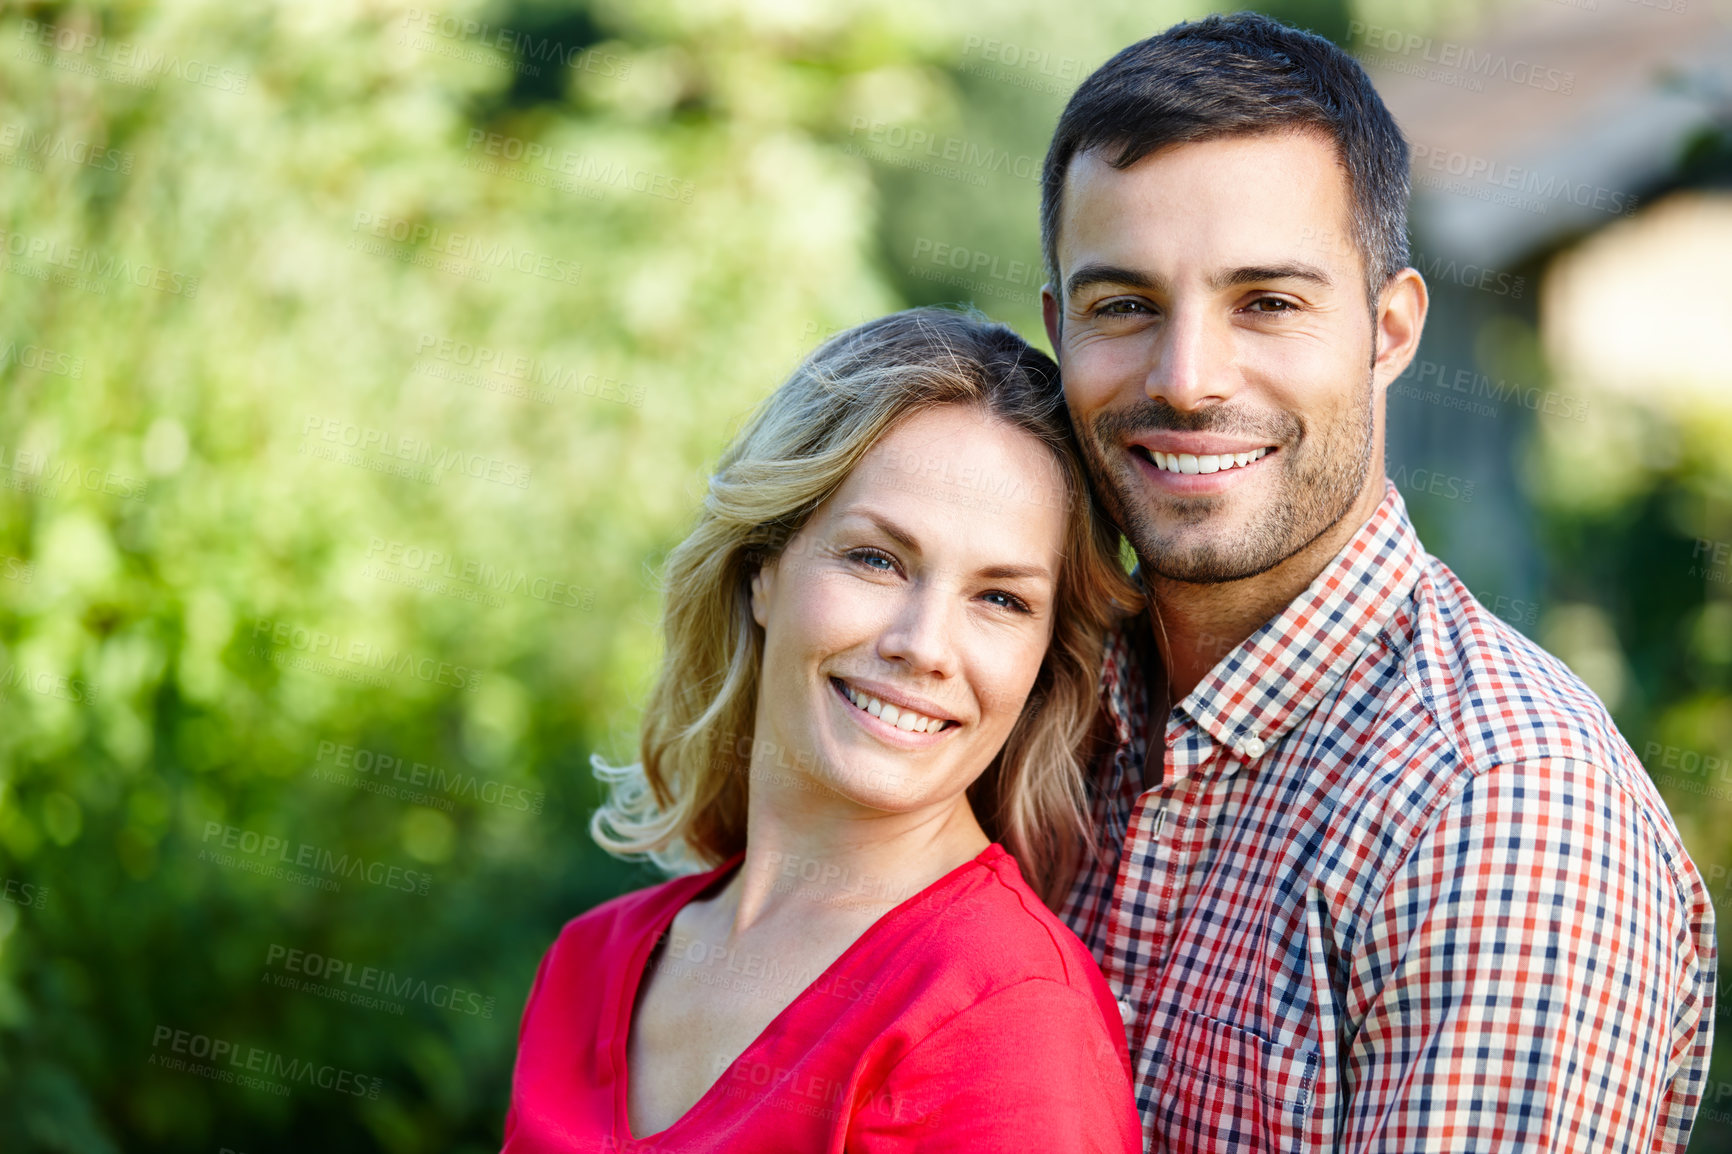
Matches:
[749,558,776,629]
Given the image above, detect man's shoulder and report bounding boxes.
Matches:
[1395,553,1637,780]
[1372,555,1708,891]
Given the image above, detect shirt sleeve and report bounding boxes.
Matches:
[1341,757,1715,1152]
[846,977,1143,1154]
[501,938,557,1148]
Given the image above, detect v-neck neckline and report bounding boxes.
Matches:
[612,843,1002,1142]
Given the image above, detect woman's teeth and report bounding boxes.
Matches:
[842,682,946,734]
[1145,446,1271,475]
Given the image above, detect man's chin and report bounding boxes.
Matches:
[1140,554,1282,586]
[1129,524,1290,585]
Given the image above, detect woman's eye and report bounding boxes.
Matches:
[981,590,1031,614]
[848,548,897,572]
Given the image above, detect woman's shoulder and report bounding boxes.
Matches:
[899,844,1107,998]
[550,857,736,956]
[851,847,1139,1147]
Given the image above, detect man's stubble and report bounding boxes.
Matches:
[1076,370,1376,586]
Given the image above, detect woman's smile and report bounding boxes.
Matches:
[829,675,960,747]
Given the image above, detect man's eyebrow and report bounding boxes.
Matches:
[1063,261,1336,300]
[1209,262,1333,291]
[1064,263,1166,301]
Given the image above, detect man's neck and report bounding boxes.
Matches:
[1145,478,1386,705]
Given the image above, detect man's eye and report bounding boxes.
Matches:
[1248,297,1296,312]
[1093,299,1152,318]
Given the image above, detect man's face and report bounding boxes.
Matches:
[1044,130,1384,584]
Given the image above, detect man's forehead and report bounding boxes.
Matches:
[1055,130,1357,271]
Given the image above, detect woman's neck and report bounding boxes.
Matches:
[710,777,991,941]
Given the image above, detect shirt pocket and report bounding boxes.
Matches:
[1156,1008,1320,1153]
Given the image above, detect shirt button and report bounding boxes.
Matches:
[1118,997,1135,1025]
[1239,736,1266,759]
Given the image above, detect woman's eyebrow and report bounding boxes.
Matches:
[976,562,1054,582]
[844,509,922,553]
[844,509,1055,583]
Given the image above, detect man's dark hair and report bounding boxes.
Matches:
[1040,11,1411,301]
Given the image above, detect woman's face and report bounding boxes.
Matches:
[749,403,1068,820]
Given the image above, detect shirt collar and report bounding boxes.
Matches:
[1113,478,1426,776]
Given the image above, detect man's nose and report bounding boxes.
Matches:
[1144,304,1236,410]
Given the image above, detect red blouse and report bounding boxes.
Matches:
[502,843,1142,1153]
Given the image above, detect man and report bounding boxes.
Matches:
[1040,12,1716,1150]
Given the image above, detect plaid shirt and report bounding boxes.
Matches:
[1061,480,1716,1152]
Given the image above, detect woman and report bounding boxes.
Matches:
[503,308,1145,1151]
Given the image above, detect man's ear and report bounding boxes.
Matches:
[749,558,776,629]
[1042,284,1062,353]
[1372,267,1428,392]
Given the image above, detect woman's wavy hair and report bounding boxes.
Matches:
[591,307,1140,907]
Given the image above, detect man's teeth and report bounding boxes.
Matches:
[843,683,947,734]
[1145,446,1271,475]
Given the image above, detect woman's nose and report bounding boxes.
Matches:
[875,584,960,679]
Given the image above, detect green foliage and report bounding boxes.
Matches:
[0,0,915,1148]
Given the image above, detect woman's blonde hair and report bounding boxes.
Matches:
[592,307,1140,907]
